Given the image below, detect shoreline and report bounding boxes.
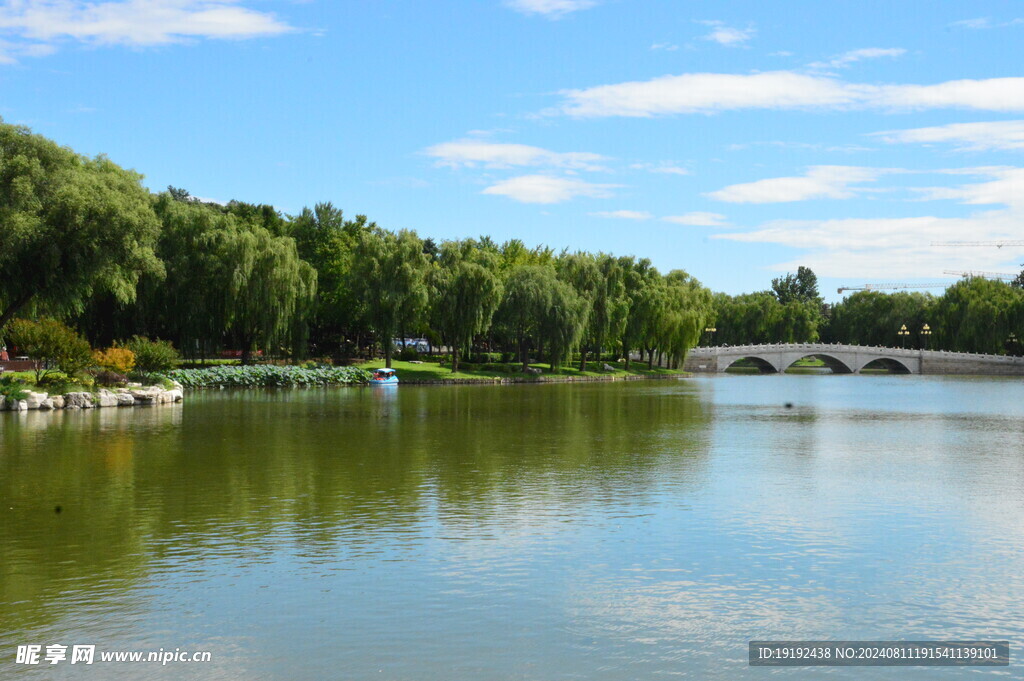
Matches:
[395,372,688,385]
[1,383,183,412]
[0,371,688,411]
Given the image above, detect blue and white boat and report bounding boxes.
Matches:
[370,367,399,385]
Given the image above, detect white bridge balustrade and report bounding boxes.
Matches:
[681,343,1024,376]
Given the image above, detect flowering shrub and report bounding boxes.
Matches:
[93,346,136,375]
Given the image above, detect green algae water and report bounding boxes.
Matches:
[1,376,1022,679]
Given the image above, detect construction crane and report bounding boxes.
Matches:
[836,282,950,294]
[931,241,1024,248]
[942,269,1017,279]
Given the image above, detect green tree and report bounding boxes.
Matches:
[658,271,713,368]
[214,225,317,363]
[827,290,935,347]
[930,277,1023,353]
[772,265,820,305]
[621,258,661,369]
[541,278,587,372]
[431,240,503,372]
[496,265,555,371]
[7,317,93,382]
[0,120,162,330]
[348,229,429,368]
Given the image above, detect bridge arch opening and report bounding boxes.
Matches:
[783,354,854,374]
[721,356,779,373]
[859,357,912,374]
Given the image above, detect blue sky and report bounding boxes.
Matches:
[4,0,1024,300]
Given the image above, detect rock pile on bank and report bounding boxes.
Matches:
[0,383,183,411]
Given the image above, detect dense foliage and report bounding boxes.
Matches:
[165,364,371,389]
[6,121,1022,368]
[92,346,136,375]
[7,317,93,382]
[0,118,162,330]
[124,336,180,373]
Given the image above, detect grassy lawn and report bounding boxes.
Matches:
[357,359,685,382]
[790,357,826,367]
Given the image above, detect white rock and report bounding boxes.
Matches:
[0,396,5,411]
[14,399,27,411]
[116,393,135,406]
[24,391,48,409]
[39,398,54,410]
[97,389,118,408]
[50,395,65,409]
[165,389,183,403]
[63,392,94,409]
[130,387,160,403]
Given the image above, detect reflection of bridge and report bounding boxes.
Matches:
[683,343,1024,375]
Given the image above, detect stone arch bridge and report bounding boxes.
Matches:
[682,343,1024,376]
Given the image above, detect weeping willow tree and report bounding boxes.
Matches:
[348,229,429,368]
[541,278,587,372]
[496,265,555,371]
[431,240,503,373]
[0,120,162,331]
[214,225,317,363]
[621,258,662,369]
[659,270,714,369]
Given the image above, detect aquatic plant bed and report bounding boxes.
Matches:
[165,364,371,389]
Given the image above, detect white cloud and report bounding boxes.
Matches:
[874,120,1024,151]
[809,47,906,70]
[590,210,652,220]
[505,0,595,19]
[915,167,1024,208]
[649,165,689,175]
[707,166,883,203]
[0,0,292,59]
[481,175,618,203]
[558,71,1024,117]
[630,162,691,175]
[950,17,1023,29]
[650,42,678,51]
[713,209,1024,278]
[662,212,729,227]
[700,20,754,47]
[425,139,607,171]
[952,17,993,29]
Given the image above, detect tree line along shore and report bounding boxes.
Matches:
[3,118,1024,401]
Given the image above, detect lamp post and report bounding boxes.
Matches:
[898,323,909,349]
[704,326,717,347]
[921,323,932,350]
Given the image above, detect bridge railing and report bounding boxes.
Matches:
[688,343,1024,362]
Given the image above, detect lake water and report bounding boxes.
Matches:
[1,376,1022,680]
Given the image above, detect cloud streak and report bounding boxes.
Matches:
[662,212,729,227]
[707,166,884,203]
[482,174,618,203]
[425,139,607,171]
[700,21,755,47]
[558,71,1024,117]
[874,120,1024,151]
[505,0,595,19]
[0,0,292,60]
[809,47,906,70]
[590,210,652,220]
